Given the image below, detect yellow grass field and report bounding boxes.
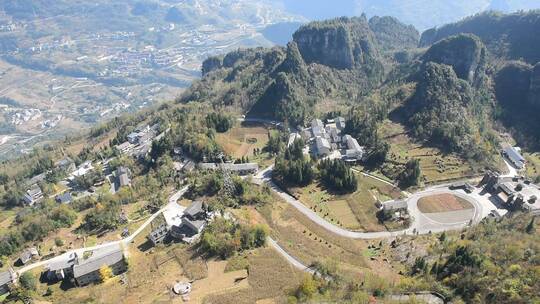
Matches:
[327,200,361,228]
[418,194,473,213]
[215,124,270,159]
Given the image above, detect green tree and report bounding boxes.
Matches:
[398,159,421,187]
[318,159,358,193]
[19,272,37,291]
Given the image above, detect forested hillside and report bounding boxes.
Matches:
[419,10,540,148]
[180,11,540,167]
[420,10,540,64]
[184,16,423,127]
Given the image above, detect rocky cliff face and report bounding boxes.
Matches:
[292,17,379,70]
[422,34,486,83]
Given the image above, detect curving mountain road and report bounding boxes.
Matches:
[255,166,484,239]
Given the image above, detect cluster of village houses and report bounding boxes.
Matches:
[20,122,168,208]
[4,119,540,295]
[0,244,128,293]
[379,145,540,222]
[292,117,365,162]
[21,156,132,207]
[116,123,162,159]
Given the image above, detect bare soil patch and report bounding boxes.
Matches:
[418,194,473,213]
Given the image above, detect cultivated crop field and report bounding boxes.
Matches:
[380,120,476,184]
[417,193,474,213]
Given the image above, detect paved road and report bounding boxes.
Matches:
[501,157,519,178]
[256,166,484,239]
[16,186,189,276]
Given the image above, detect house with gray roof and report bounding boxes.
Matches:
[55,157,76,172]
[311,119,326,139]
[23,184,43,206]
[0,268,16,295]
[502,146,526,169]
[18,247,39,265]
[170,201,209,243]
[73,248,126,286]
[382,200,408,211]
[342,135,365,161]
[184,201,205,219]
[116,167,131,188]
[45,253,78,281]
[315,136,331,156]
[55,192,73,204]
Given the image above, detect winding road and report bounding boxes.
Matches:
[255,166,485,239]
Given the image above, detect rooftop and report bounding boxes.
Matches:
[46,253,78,272]
[55,192,73,204]
[200,163,259,172]
[73,247,124,278]
[383,200,408,211]
[163,202,186,228]
[316,136,331,150]
[0,269,14,286]
[184,201,205,218]
[503,146,525,168]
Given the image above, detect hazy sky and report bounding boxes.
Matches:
[279,0,540,30]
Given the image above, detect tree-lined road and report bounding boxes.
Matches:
[255,166,485,239]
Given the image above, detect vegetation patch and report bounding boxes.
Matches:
[294,173,403,232]
[380,120,477,184]
[202,248,303,304]
[326,200,361,229]
[417,194,473,213]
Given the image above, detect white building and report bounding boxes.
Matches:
[311,119,326,138]
[69,161,93,180]
[343,135,364,161]
[315,136,332,156]
[335,117,346,131]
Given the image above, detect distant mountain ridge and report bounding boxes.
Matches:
[420,10,540,64]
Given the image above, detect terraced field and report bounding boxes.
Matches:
[380,120,475,184]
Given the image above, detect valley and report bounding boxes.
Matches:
[0,0,302,159]
[0,4,539,304]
